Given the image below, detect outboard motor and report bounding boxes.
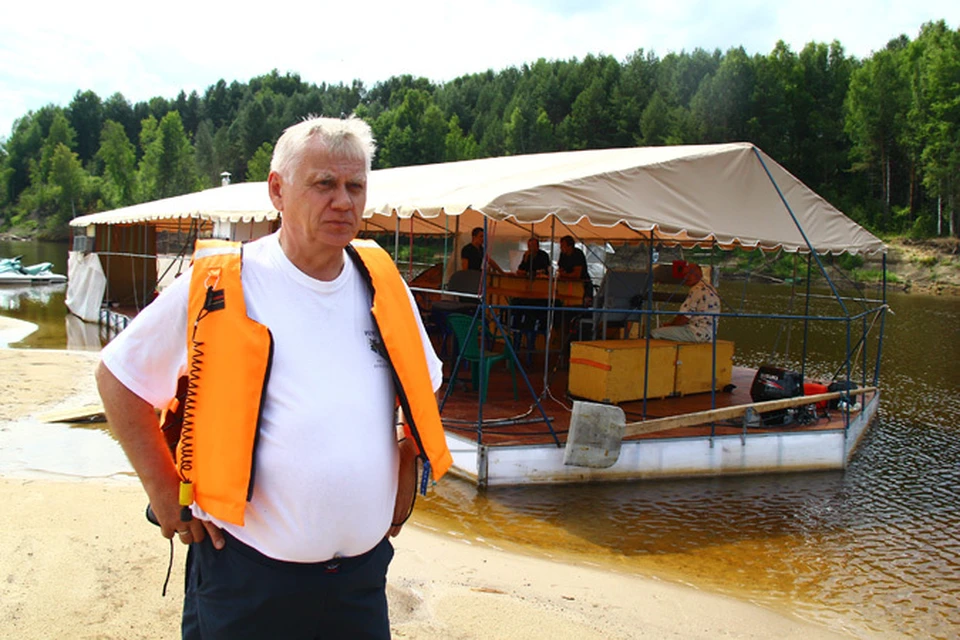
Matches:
[750,365,804,425]
[750,365,803,402]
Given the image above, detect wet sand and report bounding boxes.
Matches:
[0,322,850,638]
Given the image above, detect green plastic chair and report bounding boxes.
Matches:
[447,313,518,405]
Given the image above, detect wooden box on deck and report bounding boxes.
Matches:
[674,340,735,395]
[568,339,677,403]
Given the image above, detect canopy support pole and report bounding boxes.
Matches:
[393,217,400,266]
[640,233,656,419]
[801,253,813,381]
[751,147,849,317]
[873,254,887,386]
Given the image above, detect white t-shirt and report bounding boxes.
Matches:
[101,232,443,562]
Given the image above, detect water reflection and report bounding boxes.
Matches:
[0,284,72,349]
[0,284,64,311]
[0,240,73,350]
[0,419,135,482]
[419,411,960,638]
[419,286,960,639]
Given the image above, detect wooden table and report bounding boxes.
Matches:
[486,273,586,305]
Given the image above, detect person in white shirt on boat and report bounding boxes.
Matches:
[651,261,720,342]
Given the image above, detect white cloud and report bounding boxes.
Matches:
[1,0,958,137]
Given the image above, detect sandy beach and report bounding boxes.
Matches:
[0,318,850,639]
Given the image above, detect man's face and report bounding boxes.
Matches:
[473,232,484,247]
[269,140,366,254]
[528,239,538,253]
[560,241,572,255]
[683,267,702,287]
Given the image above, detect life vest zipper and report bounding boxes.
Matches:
[247,329,274,501]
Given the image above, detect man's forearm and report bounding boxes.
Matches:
[95,362,182,532]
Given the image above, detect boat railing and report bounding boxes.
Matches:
[418,277,885,444]
[98,307,131,343]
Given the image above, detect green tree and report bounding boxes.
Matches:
[246,141,273,181]
[38,112,77,179]
[375,89,448,167]
[68,90,104,164]
[137,111,200,201]
[97,120,137,207]
[0,143,11,216]
[10,111,82,229]
[639,92,671,145]
[139,115,159,153]
[15,139,96,236]
[910,21,960,236]
[213,125,244,186]
[794,42,855,199]
[46,143,88,228]
[102,93,139,157]
[444,115,479,161]
[194,119,219,188]
[174,90,202,136]
[563,55,621,149]
[503,104,532,154]
[203,80,232,129]
[1,114,45,206]
[845,46,909,223]
[657,49,722,108]
[691,47,755,143]
[232,90,274,159]
[613,49,659,144]
[750,42,800,166]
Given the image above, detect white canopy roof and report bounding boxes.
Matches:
[364,143,884,255]
[71,143,885,256]
[70,181,278,227]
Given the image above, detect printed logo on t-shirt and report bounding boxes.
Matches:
[365,329,389,368]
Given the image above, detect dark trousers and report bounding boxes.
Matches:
[182,531,394,640]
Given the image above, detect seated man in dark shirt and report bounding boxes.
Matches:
[460,227,502,272]
[516,237,551,277]
[557,235,593,306]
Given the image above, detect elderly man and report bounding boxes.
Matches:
[651,261,721,342]
[96,116,451,639]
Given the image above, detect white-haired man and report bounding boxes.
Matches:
[96,116,451,639]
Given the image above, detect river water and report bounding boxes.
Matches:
[2,240,959,638]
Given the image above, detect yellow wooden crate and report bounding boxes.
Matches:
[568,339,677,403]
[674,340,735,395]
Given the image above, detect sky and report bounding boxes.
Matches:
[1,0,958,139]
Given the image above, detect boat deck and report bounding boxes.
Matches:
[438,357,871,447]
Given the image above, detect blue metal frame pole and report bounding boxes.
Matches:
[751,147,849,317]
[872,253,888,386]
[801,253,812,381]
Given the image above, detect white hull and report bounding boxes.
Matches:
[446,392,880,487]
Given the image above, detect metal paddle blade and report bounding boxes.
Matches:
[563,401,627,468]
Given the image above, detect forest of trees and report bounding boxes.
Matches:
[1,20,957,239]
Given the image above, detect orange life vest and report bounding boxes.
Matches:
[175,238,451,526]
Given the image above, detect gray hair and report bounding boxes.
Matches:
[270,115,376,179]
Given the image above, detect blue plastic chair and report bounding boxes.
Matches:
[447,313,518,405]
